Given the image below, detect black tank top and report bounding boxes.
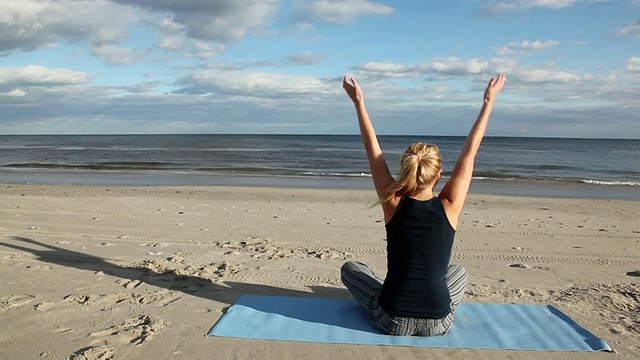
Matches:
[378,196,455,319]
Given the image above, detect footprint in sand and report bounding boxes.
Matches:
[508,263,549,271]
[0,294,38,311]
[70,345,115,360]
[140,259,169,273]
[64,294,91,305]
[509,263,530,269]
[115,279,143,289]
[167,255,188,264]
[82,293,130,308]
[140,242,169,248]
[173,261,240,280]
[53,240,73,245]
[306,249,353,260]
[93,242,115,247]
[89,315,169,346]
[155,295,182,308]
[626,270,640,277]
[54,325,75,334]
[34,302,55,312]
[26,265,52,270]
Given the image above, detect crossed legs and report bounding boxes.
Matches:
[340,261,468,335]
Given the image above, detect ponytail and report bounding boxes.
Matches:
[383,143,442,203]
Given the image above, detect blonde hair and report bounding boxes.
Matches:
[383,142,442,203]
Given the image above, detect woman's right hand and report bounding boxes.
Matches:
[343,75,363,104]
[483,73,506,103]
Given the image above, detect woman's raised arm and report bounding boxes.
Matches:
[343,76,397,219]
[439,73,507,227]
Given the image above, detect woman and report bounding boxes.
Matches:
[340,73,506,336]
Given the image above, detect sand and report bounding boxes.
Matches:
[0,184,638,359]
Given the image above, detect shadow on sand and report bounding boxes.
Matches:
[1,236,349,306]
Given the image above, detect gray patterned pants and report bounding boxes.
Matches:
[340,261,468,336]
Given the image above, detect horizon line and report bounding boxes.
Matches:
[0,133,638,141]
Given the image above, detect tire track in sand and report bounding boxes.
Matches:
[4,215,639,240]
[3,224,640,261]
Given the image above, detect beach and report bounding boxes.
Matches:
[0,183,638,359]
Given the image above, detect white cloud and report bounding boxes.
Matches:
[423,57,516,76]
[114,0,279,42]
[355,57,516,79]
[353,62,417,77]
[495,40,559,55]
[351,57,603,94]
[523,0,577,8]
[293,0,394,25]
[125,81,164,94]
[91,45,136,65]
[0,65,89,90]
[158,17,185,35]
[1,89,27,97]
[350,58,610,110]
[175,69,336,98]
[212,52,327,68]
[0,0,281,63]
[616,19,640,38]
[157,36,186,51]
[0,0,135,53]
[479,0,577,15]
[510,67,591,83]
[191,42,226,60]
[626,57,640,72]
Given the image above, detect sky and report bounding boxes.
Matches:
[1,0,639,138]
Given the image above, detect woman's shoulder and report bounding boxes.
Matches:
[437,195,458,230]
[382,194,402,225]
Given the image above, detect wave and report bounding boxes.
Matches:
[196,167,371,178]
[472,171,522,180]
[472,175,640,186]
[0,145,30,150]
[301,172,371,178]
[580,179,640,186]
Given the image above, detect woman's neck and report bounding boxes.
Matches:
[409,188,434,200]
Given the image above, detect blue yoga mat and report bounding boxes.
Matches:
[208,295,611,351]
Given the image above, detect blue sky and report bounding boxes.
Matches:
[1,0,639,138]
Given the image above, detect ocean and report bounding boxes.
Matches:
[1,135,638,199]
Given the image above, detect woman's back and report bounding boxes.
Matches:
[379,196,455,319]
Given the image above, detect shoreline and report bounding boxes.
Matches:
[2,169,639,200]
